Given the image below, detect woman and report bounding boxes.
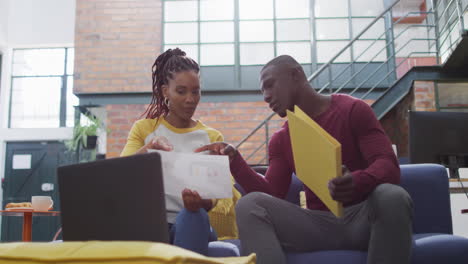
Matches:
[121,48,239,255]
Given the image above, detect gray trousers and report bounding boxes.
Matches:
[236,184,414,264]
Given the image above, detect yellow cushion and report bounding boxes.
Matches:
[0,241,255,264]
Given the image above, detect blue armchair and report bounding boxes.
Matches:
[220,164,468,263]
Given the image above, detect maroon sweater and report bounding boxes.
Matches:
[230,94,400,210]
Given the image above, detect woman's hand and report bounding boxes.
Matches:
[194,142,238,162]
[136,136,173,154]
[182,189,213,212]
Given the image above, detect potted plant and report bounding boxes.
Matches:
[66,114,103,151]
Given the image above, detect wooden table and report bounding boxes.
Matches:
[0,210,60,241]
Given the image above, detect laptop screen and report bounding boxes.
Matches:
[57,152,169,243]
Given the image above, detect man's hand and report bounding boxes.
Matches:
[194,142,238,162]
[328,166,357,204]
[182,189,213,212]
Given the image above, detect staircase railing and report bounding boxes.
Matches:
[237,0,468,165]
[437,0,468,62]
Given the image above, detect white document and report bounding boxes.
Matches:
[12,154,32,170]
[149,150,233,199]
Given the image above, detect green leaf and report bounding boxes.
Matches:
[65,113,106,152]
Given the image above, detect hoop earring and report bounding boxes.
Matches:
[163,97,169,106]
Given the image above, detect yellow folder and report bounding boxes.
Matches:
[287,105,343,217]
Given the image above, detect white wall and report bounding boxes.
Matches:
[0,0,10,47]
[7,0,75,46]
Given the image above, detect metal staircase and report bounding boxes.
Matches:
[237,0,468,164]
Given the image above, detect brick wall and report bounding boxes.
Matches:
[414,81,436,111]
[106,102,284,164]
[396,57,438,79]
[74,0,162,94]
[106,104,147,157]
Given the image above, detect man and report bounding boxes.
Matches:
[196,55,413,264]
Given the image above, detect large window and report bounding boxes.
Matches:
[315,0,386,63]
[164,0,235,65]
[163,0,312,65]
[163,0,386,66]
[9,48,78,128]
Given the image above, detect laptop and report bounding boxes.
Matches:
[57,152,169,243]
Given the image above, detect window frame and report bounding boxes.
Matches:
[162,0,314,66]
[8,47,75,128]
[163,0,387,66]
[162,0,389,92]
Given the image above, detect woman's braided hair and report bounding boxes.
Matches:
[142,48,200,119]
